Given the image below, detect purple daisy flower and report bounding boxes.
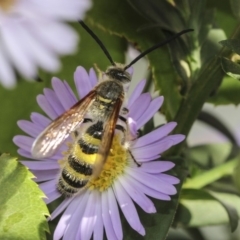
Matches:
[13,66,185,240]
[0,0,91,88]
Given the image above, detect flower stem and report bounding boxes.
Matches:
[168,23,240,156]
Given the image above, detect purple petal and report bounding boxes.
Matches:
[125,174,171,200]
[93,192,104,240]
[157,173,180,184]
[107,188,123,239]
[39,179,56,194]
[62,191,90,240]
[136,96,164,129]
[126,168,177,195]
[21,160,59,170]
[18,149,35,159]
[45,190,61,204]
[128,79,146,107]
[52,77,76,110]
[30,112,51,127]
[43,88,65,116]
[118,176,156,213]
[13,135,34,152]
[78,191,97,240]
[53,194,85,240]
[133,136,183,158]
[50,153,66,161]
[74,66,92,99]
[126,66,134,75]
[134,122,177,148]
[161,134,185,145]
[37,94,57,119]
[32,169,59,182]
[136,155,160,163]
[63,80,78,103]
[89,68,98,88]
[101,191,118,240]
[139,161,175,173]
[17,120,43,138]
[50,198,73,220]
[129,93,151,121]
[132,140,173,158]
[113,181,145,235]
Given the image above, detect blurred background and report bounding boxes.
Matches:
[1,1,240,240]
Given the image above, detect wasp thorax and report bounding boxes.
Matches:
[106,65,131,83]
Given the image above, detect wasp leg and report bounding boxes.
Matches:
[128,150,141,167]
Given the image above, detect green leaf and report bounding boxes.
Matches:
[176,189,240,229]
[184,155,238,189]
[77,22,127,70]
[127,0,186,32]
[210,191,239,232]
[0,154,49,240]
[202,29,226,65]
[187,143,232,168]
[208,75,240,105]
[220,57,240,80]
[207,1,237,37]
[220,39,240,55]
[230,0,240,19]
[233,160,240,192]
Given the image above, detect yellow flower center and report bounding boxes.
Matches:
[87,135,128,191]
[0,0,15,12]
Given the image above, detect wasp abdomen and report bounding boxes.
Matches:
[58,176,88,196]
[78,139,99,154]
[68,154,92,175]
[61,169,88,188]
[58,121,105,197]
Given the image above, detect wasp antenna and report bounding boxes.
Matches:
[79,20,116,66]
[124,29,194,70]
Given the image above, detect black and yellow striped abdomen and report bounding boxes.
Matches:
[57,121,103,197]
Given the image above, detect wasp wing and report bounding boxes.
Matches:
[92,97,123,178]
[31,90,97,159]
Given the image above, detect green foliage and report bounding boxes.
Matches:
[176,189,240,232]
[0,154,49,240]
[209,75,240,105]
[221,57,240,80]
[218,39,240,82]
[180,143,240,232]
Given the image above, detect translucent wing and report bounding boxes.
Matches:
[31,90,97,159]
[92,97,123,178]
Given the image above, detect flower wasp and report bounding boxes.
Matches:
[31,21,193,196]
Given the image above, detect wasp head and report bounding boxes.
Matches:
[105,64,131,83]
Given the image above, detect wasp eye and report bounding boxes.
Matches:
[107,69,130,83]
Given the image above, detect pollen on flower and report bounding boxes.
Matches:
[0,0,15,11]
[87,134,129,191]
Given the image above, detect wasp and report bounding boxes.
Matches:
[31,21,192,197]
